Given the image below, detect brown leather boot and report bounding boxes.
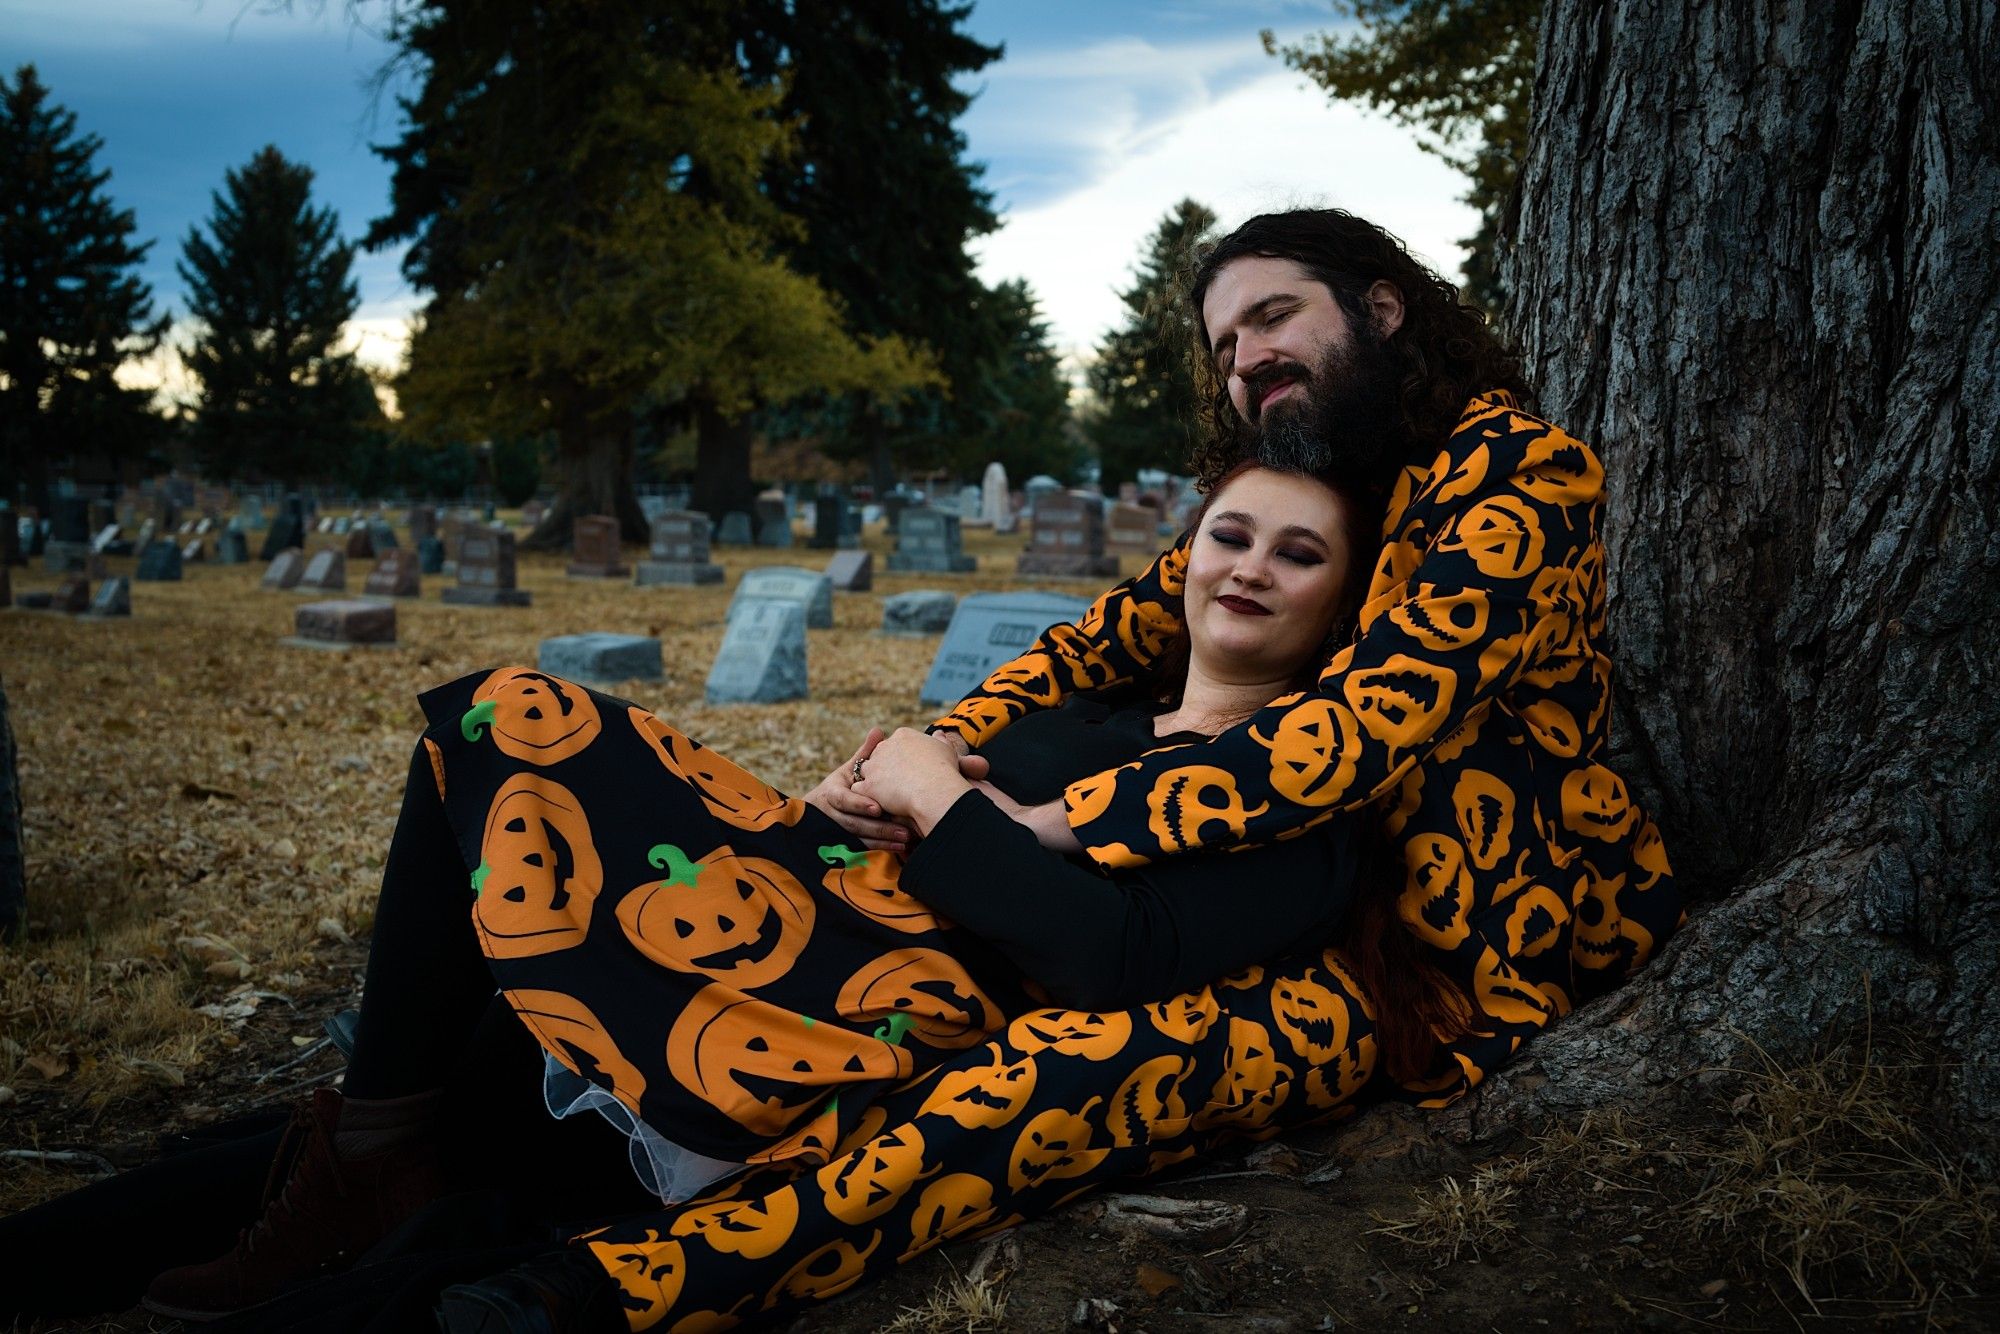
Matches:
[141,1087,444,1321]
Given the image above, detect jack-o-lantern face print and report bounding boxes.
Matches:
[1145,764,1271,854]
[1503,883,1569,958]
[1065,767,1126,827]
[1115,598,1178,662]
[465,668,602,765]
[617,843,815,989]
[1512,428,1605,507]
[1304,1043,1376,1111]
[502,989,646,1116]
[817,846,942,934]
[904,1173,995,1258]
[1007,1009,1134,1061]
[1519,694,1584,757]
[1205,1016,1282,1112]
[1108,1054,1195,1147]
[627,709,804,832]
[950,694,1019,744]
[1423,443,1491,508]
[1452,767,1516,871]
[918,1047,1039,1129]
[764,1234,881,1307]
[666,986,914,1136]
[1270,970,1354,1065]
[1561,763,1637,841]
[835,949,1003,1051]
[1438,493,1548,581]
[1155,543,1190,598]
[1632,821,1672,890]
[669,1185,801,1259]
[1573,867,1654,973]
[1401,833,1473,950]
[1344,655,1457,759]
[585,1231,684,1328]
[986,654,1064,707]
[1390,586,1491,651]
[816,1124,933,1225]
[475,776,603,958]
[1146,990,1219,1043]
[1472,946,1555,1027]
[1253,698,1362,808]
[1007,1098,1109,1190]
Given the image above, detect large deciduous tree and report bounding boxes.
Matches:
[1450,0,1998,1156]
[1087,199,1215,493]
[0,64,166,504]
[179,145,377,483]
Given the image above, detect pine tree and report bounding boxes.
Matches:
[1086,199,1217,492]
[179,145,375,482]
[0,64,166,504]
[971,279,1082,483]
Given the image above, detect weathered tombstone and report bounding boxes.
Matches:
[262,548,306,590]
[566,515,629,578]
[704,599,807,705]
[345,525,375,559]
[217,529,250,564]
[43,539,90,575]
[811,491,844,550]
[135,540,184,582]
[756,512,794,549]
[1106,502,1158,551]
[1022,475,1064,516]
[367,519,399,552]
[917,591,1092,708]
[716,511,754,546]
[881,590,957,637]
[261,508,303,562]
[239,497,266,531]
[407,505,437,544]
[0,673,21,940]
[417,535,445,574]
[957,485,983,521]
[363,549,421,599]
[729,567,833,629]
[441,528,532,606]
[298,548,347,593]
[51,497,89,544]
[180,537,205,564]
[981,461,1013,533]
[538,633,663,685]
[195,516,214,535]
[886,506,976,574]
[92,524,120,554]
[87,577,131,617]
[1014,491,1120,578]
[332,515,352,537]
[291,599,396,647]
[634,511,724,586]
[825,550,872,592]
[51,573,90,613]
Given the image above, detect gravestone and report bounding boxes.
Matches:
[1106,502,1157,551]
[181,537,205,564]
[729,567,833,629]
[23,517,46,559]
[887,507,976,574]
[367,519,399,552]
[51,574,90,613]
[917,591,1093,708]
[881,590,956,637]
[957,486,983,522]
[88,577,131,617]
[292,599,396,647]
[298,548,347,593]
[332,516,351,536]
[261,508,304,562]
[1015,491,1120,579]
[633,511,723,586]
[363,550,421,599]
[704,599,808,705]
[51,497,89,544]
[0,674,22,940]
[1118,481,1140,504]
[825,550,872,593]
[756,512,794,549]
[217,529,250,564]
[566,515,628,578]
[716,511,754,546]
[637,494,670,523]
[882,493,910,531]
[262,549,306,590]
[345,525,375,559]
[521,499,547,529]
[441,528,532,606]
[195,517,214,536]
[439,517,470,570]
[418,535,445,574]
[44,540,90,575]
[239,497,266,531]
[135,540,184,582]
[407,506,437,544]
[92,524,120,555]
[811,492,844,550]
[1022,475,1064,516]
[537,633,663,685]
[982,461,1013,533]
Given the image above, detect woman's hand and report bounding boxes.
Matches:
[971,783,1083,855]
[802,729,913,852]
[854,728,974,836]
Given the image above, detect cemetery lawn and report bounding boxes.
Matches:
[3,521,1986,1332]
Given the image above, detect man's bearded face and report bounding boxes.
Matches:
[1245,320,1405,493]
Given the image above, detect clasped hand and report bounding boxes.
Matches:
[802,727,1080,855]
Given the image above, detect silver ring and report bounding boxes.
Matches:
[851,759,865,783]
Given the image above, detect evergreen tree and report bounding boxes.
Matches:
[179,146,376,482]
[0,64,167,504]
[953,279,1079,482]
[1087,199,1216,492]
[1265,1,1540,314]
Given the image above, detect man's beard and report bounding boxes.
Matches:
[1244,330,1405,494]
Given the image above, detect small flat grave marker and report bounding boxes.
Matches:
[538,633,663,685]
[87,577,130,617]
[918,591,1092,708]
[298,548,347,593]
[135,540,184,582]
[886,506,976,574]
[825,550,872,592]
[441,528,531,606]
[262,548,306,590]
[881,590,956,637]
[290,598,397,648]
[704,599,807,705]
[363,549,421,599]
[634,511,723,586]
[566,515,629,578]
[729,566,833,629]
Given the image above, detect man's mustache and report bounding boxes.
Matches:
[1242,360,1315,423]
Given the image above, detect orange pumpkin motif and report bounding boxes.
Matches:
[1343,654,1457,759]
[1632,820,1672,891]
[1518,694,1584,757]
[835,948,1003,1051]
[817,845,943,934]
[1144,764,1270,854]
[669,1185,801,1260]
[764,1233,881,1307]
[1007,1009,1134,1061]
[1561,763,1637,841]
[1304,1044,1376,1112]
[1390,586,1491,651]
[902,1173,996,1259]
[1107,1053,1195,1147]
[985,655,1064,707]
[816,1124,934,1224]
[465,668,602,765]
[502,988,646,1116]
[1155,544,1190,598]
[617,843,815,990]
[1438,493,1547,581]
[1427,442,1491,507]
[1511,428,1604,507]
[628,709,804,832]
[475,775,604,958]
[585,1230,685,1329]
[918,1047,1040,1129]
[950,694,1019,746]
[665,985,913,1136]
[1401,832,1474,950]
[1007,1098,1110,1190]
[1503,882,1569,958]
[1145,989,1219,1043]
[1572,866,1654,973]
[1193,1016,1287,1133]
[1270,969,1353,1065]
[1065,766,1127,827]
[1472,946,1554,1027]
[1114,598,1178,662]
[1253,697,1362,808]
[1452,767,1516,871]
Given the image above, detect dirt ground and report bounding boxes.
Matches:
[3,517,1992,1332]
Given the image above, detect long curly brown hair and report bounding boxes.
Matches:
[1184,208,1533,492]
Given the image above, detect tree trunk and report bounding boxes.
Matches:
[1479,0,1999,1153]
[525,421,647,550]
[691,397,758,521]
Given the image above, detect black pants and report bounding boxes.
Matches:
[0,744,653,1324]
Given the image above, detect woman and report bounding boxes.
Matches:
[0,460,1388,1328]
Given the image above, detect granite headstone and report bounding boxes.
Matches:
[262,549,306,590]
[716,511,755,546]
[537,633,664,685]
[886,506,976,574]
[633,511,723,586]
[88,577,131,617]
[1014,490,1120,578]
[566,515,629,578]
[825,550,872,592]
[881,590,957,637]
[298,548,347,593]
[704,599,808,705]
[441,528,532,606]
[917,591,1092,708]
[729,567,833,629]
[363,550,421,599]
[135,540,184,582]
[292,599,396,646]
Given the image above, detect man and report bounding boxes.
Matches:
[447,208,1680,1331]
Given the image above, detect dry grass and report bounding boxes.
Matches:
[1367,1163,1522,1265]
[874,1272,1009,1333]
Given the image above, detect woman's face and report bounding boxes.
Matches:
[1185,468,1352,683]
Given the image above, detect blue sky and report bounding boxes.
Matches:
[0,0,1474,387]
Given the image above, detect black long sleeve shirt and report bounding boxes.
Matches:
[900,695,1354,1010]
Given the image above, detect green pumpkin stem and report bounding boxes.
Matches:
[461,699,497,742]
[818,843,869,869]
[646,843,703,888]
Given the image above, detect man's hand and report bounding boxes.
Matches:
[971,782,1082,855]
[802,728,913,852]
[855,728,975,836]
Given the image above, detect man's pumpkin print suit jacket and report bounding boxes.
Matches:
[934,394,1684,1101]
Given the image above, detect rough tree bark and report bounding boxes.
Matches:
[1455,0,1999,1153]
[690,398,760,524]
[523,425,648,551]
